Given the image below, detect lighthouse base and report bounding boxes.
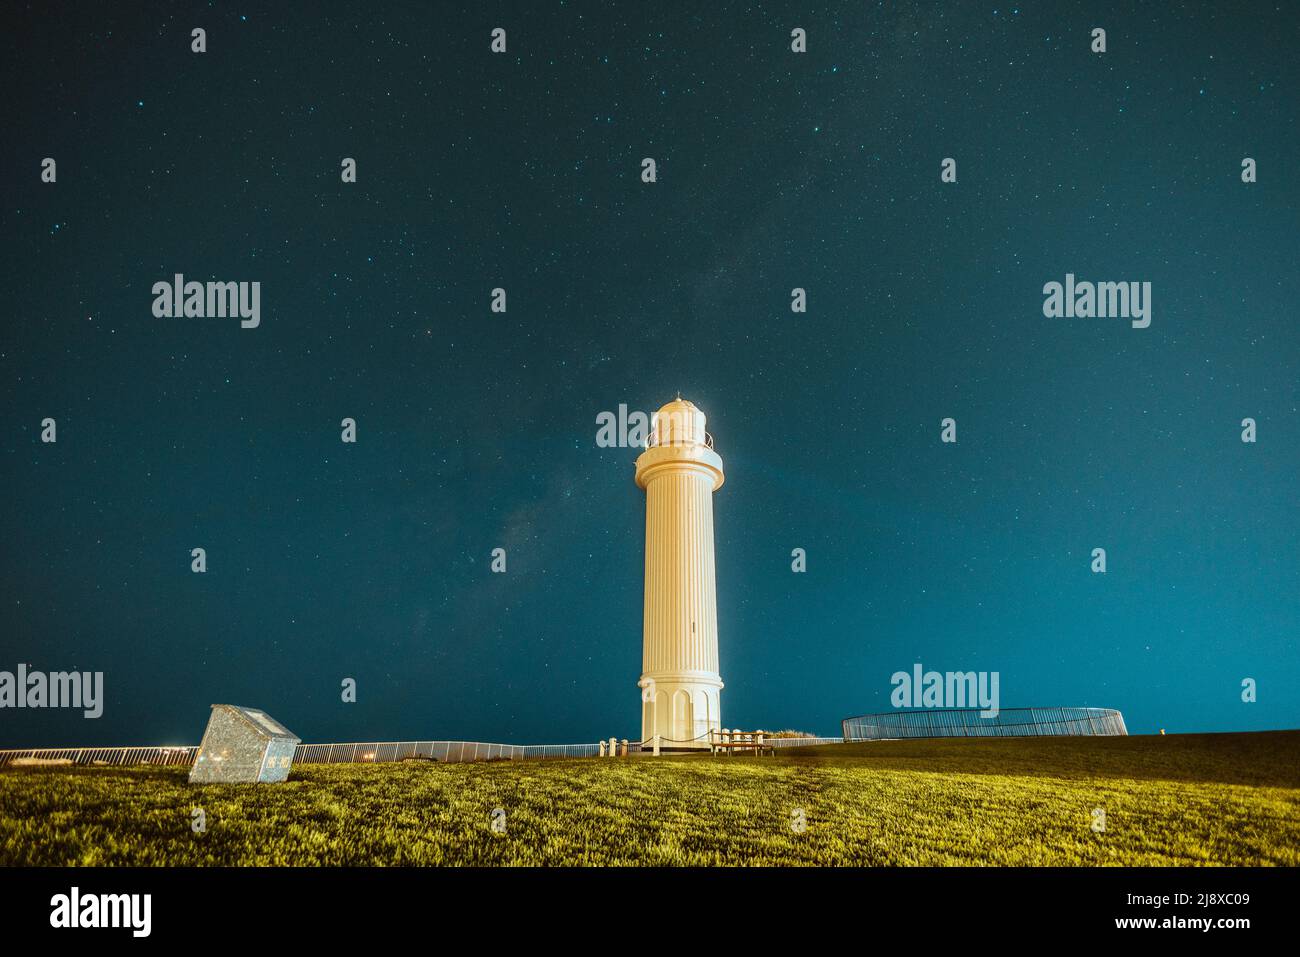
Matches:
[639,674,722,750]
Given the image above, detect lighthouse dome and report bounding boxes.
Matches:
[651,397,707,447]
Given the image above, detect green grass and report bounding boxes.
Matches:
[2,731,1297,866]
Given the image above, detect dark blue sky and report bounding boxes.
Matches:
[3,2,1297,748]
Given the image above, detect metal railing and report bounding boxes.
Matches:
[0,746,198,767]
[0,740,604,768]
[766,736,842,748]
[643,430,714,451]
[295,741,603,763]
[841,707,1128,741]
[705,729,841,752]
[0,734,848,769]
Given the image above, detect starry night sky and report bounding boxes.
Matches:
[3,2,1297,749]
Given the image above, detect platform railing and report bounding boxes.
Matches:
[642,430,714,451]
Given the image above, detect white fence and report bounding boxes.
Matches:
[0,735,843,768]
[0,740,604,768]
[703,730,842,753]
[0,746,199,767]
[295,741,603,763]
[766,736,842,748]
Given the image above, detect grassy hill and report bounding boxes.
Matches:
[2,731,1297,866]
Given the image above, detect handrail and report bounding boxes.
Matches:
[642,430,714,451]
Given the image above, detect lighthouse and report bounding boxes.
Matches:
[635,397,725,749]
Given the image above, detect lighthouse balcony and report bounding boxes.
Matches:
[643,430,714,451]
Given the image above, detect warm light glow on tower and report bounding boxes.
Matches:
[634,398,725,749]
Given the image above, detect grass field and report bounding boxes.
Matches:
[2,731,1297,866]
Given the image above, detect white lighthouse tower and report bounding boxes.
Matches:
[635,397,725,750]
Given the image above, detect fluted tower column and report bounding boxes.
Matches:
[635,398,725,749]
